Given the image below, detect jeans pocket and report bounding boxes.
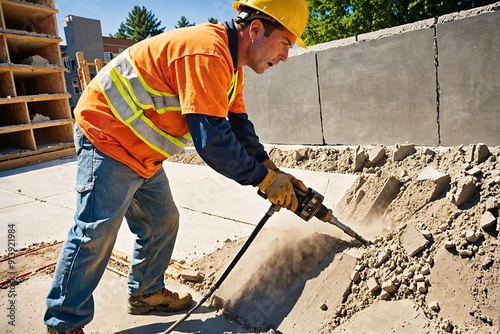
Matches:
[75,176,95,193]
[74,128,96,193]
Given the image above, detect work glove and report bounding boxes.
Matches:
[261,159,308,193]
[277,170,308,193]
[258,169,298,211]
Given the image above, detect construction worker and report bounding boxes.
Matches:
[45,0,309,333]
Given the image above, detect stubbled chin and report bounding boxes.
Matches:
[251,67,266,74]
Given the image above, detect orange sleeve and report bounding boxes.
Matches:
[171,53,233,118]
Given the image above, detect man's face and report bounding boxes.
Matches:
[246,20,297,74]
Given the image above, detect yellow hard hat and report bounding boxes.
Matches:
[232,0,309,48]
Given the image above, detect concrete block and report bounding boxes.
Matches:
[292,150,304,161]
[481,211,496,230]
[438,11,500,146]
[421,266,431,275]
[444,240,455,249]
[244,70,270,142]
[379,290,390,300]
[209,294,225,309]
[466,166,482,176]
[429,301,440,312]
[318,28,438,146]
[416,166,451,200]
[368,146,386,165]
[465,229,480,243]
[414,273,425,282]
[420,229,432,239]
[464,145,475,163]
[452,177,476,206]
[423,148,436,156]
[351,270,360,283]
[353,147,366,172]
[475,143,491,164]
[335,174,400,239]
[381,280,398,293]
[364,176,401,221]
[367,277,380,293]
[265,52,323,145]
[393,143,416,161]
[485,197,499,210]
[458,249,473,257]
[180,269,202,282]
[400,224,429,257]
[276,251,358,333]
[417,281,427,293]
[333,299,430,333]
[375,249,391,268]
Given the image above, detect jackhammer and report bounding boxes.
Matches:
[163,187,370,333]
[288,187,372,246]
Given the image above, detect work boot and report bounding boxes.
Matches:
[46,327,84,334]
[128,287,193,315]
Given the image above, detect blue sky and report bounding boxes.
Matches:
[54,0,236,43]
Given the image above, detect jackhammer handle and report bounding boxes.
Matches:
[162,204,279,334]
[257,189,267,199]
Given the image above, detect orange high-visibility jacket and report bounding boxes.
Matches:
[75,23,245,178]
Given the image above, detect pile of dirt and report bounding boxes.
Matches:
[0,241,62,287]
[171,143,499,334]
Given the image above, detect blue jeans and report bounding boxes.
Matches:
[44,125,179,331]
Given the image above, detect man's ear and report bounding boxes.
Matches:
[249,19,264,40]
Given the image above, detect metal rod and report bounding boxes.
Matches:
[327,213,371,246]
[163,204,280,334]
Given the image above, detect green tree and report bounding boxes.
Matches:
[208,17,219,24]
[113,5,165,41]
[175,16,195,28]
[303,0,498,45]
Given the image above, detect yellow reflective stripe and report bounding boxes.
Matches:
[110,50,181,113]
[97,56,190,158]
[132,113,187,150]
[109,67,142,124]
[97,79,168,156]
[125,52,169,97]
[227,70,238,106]
[98,79,187,158]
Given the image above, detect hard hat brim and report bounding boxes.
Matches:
[296,37,307,48]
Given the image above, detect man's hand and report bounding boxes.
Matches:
[258,169,298,211]
[277,170,308,193]
[261,159,308,193]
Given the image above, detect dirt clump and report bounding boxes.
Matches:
[172,143,499,334]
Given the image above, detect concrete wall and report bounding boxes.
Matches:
[244,3,500,146]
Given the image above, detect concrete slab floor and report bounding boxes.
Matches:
[0,268,248,333]
[0,156,358,333]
